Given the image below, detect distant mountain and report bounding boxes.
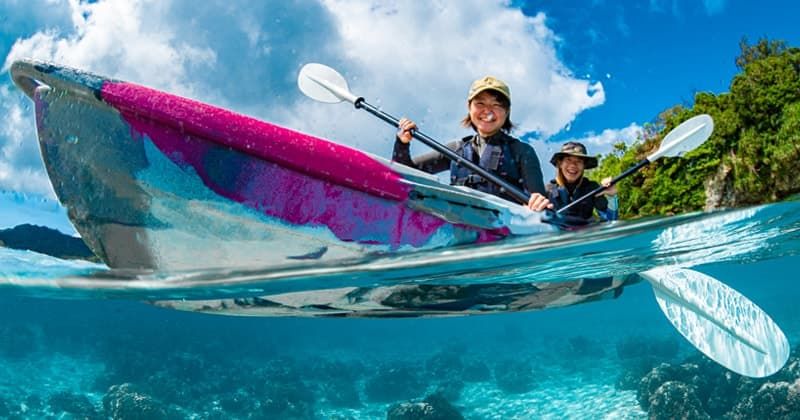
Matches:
[0,190,76,235]
[0,224,96,260]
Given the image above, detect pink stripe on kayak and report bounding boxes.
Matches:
[124,116,451,247]
[100,81,463,247]
[100,81,411,201]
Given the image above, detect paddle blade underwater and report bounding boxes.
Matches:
[641,266,789,378]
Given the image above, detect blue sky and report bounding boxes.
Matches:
[0,0,798,232]
[529,0,800,141]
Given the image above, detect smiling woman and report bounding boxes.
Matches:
[392,75,552,211]
[546,141,618,223]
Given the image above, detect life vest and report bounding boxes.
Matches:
[546,178,599,221]
[449,134,526,200]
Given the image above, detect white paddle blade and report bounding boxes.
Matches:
[647,114,714,161]
[641,266,789,378]
[297,63,358,104]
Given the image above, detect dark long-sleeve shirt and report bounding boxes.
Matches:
[546,178,618,222]
[391,132,546,198]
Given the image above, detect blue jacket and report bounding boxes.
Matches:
[546,178,618,222]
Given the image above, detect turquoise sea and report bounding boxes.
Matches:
[1,201,800,419]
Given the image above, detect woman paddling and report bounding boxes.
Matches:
[392,76,552,212]
[547,142,618,223]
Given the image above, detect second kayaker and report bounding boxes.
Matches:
[546,141,619,223]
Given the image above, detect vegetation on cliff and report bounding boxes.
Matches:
[592,38,800,218]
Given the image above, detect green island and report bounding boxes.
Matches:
[591,38,800,218]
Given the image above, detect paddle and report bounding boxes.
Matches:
[640,266,789,378]
[297,63,532,205]
[556,114,714,215]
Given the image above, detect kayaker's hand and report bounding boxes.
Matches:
[599,176,617,196]
[527,193,553,212]
[397,118,417,144]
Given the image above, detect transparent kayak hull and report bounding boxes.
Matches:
[10,59,553,271]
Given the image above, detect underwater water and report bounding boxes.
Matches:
[1,202,800,418]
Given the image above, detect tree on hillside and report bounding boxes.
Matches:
[592,38,800,218]
[735,37,787,69]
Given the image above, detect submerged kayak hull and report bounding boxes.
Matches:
[153,275,638,318]
[11,60,551,270]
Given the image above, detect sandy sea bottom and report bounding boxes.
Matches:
[1,255,799,418]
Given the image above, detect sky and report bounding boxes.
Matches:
[0,0,799,232]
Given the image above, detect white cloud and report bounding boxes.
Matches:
[0,0,72,38]
[311,1,603,140]
[1,0,605,203]
[0,85,56,197]
[3,0,217,97]
[558,122,643,157]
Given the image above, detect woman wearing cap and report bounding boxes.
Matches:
[547,142,618,223]
[392,76,552,211]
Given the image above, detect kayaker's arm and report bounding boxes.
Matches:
[514,142,547,196]
[392,138,460,174]
[594,177,618,221]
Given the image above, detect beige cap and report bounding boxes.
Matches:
[467,76,511,102]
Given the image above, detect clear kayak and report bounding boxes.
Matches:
[10,59,554,272]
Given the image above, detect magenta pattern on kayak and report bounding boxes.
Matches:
[100,81,503,247]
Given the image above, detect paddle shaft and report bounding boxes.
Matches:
[354,98,531,204]
[556,158,649,215]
